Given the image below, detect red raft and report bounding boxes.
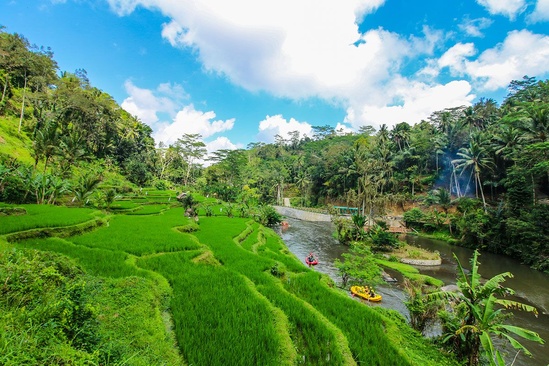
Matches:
[305,256,318,266]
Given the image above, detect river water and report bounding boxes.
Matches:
[276,217,549,366]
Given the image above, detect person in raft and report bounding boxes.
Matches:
[307,253,315,263]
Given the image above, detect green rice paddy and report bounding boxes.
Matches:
[0,197,458,366]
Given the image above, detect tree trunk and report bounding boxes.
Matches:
[18,71,27,134]
[476,172,487,212]
[1,73,8,105]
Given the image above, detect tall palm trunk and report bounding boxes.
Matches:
[475,169,487,211]
[18,70,27,134]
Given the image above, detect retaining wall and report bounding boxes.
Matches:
[274,206,332,222]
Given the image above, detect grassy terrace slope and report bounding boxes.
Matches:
[1,203,458,366]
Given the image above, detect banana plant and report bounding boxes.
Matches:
[429,250,544,366]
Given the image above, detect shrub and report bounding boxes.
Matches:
[255,205,282,227]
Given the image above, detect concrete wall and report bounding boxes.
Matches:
[274,206,332,222]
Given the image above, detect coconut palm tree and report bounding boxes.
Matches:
[452,133,494,210]
[522,105,549,143]
[429,250,544,366]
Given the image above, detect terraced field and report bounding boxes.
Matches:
[0,199,458,366]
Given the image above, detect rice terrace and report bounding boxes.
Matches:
[2,3,549,364]
[0,192,458,365]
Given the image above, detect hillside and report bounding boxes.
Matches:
[0,116,34,165]
[0,200,459,365]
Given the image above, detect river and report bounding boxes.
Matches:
[276,217,549,366]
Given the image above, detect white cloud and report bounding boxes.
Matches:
[417,30,549,92]
[476,0,526,19]
[106,0,140,15]
[110,1,549,133]
[458,17,493,37]
[206,136,241,153]
[120,81,235,146]
[335,123,354,135]
[345,80,475,128]
[121,80,186,125]
[256,115,313,143]
[529,0,549,22]
[465,30,549,90]
[154,105,235,145]
[108,0,423,101]
[438,43,477,75]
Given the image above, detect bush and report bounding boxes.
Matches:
[368,225,401,251]
[403,208,426,230]
[255,205,282,227]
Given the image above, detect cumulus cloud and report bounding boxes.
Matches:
[345,80,475,128]
[206,136,241,153]
[108,1,426,99]
[256,115,313,143]
[529,0,549,22]
[120,80,237,147]
[109,0,549,132]
[335,123,354,135]
[121,80,187,125]
[154,105,235,145]
[418,30,549,91]
[458,17,493,37]
[465,30,549,90]
[476,0,526,19]
[438,43,477,75]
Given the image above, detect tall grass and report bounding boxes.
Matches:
[70,211,201,255]
[0,205,102,234]
[138,252,286,366]
[1,205,458,366]
[0,249,184,366]
[17,237,151,278]
[126,203,169,215]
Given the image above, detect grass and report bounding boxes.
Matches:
[391,243,441,260]
[17,237,151,279]
[375,258,444,287]
[125,203,169,215]
[410,231,460,244]
[1,202,458,366]
[138,252,287,366]
[0,116,35,165]
[0,249,183,366]
[0,204,103,235]
[69,209,201,255]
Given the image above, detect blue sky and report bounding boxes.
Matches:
[2,0,549,153]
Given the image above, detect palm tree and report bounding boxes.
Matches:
[295,171,310,207]
[32,120,60,173]
[452,133,494,210]
[430,250,544,366]
[491,124,521,162]
[72,173,101,206]
[522,105,549,143]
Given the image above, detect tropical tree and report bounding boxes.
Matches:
[71,173,101,206]
[452,133,494,210]
[403,279,441,334]
[334,242,381,288]
[429,251,544,366]
[32,120,60,173]
[173,133,207,186]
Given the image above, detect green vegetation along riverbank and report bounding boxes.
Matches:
[0,200,459,365]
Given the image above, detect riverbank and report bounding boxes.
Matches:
[274,205,332,222]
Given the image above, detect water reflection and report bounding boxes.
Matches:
[276,217,549,366]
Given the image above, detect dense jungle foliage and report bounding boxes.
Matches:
[1,28,548,272]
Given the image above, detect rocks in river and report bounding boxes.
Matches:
[440,284,459,292]
[382,272,398,283]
